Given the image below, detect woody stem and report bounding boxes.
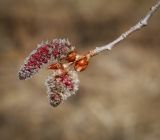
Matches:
[90,0,160,56]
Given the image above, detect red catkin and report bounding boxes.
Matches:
[18,39,74,80]
[45,70,79,107]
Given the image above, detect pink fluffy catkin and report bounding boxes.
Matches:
[45,70,79,107]
[18,39,74,80]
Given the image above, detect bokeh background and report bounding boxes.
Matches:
[0,0,160,140]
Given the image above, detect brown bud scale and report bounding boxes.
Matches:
[66,51,77,62]
[48,63,62,70]
[74,57,88,72]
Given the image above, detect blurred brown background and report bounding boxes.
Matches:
[0,0,160,140]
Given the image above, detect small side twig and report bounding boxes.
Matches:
[91,0,160,56]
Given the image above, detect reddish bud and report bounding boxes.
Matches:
[66,51,77,62]
[74,57,88,72]
[48,63,62,70]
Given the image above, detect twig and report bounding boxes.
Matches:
[92,0,160,56]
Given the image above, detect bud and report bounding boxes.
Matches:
[66,51,77,62]
[47,63,62,70]
[74,57,89,72]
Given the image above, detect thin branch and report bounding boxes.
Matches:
[91,0,160,56]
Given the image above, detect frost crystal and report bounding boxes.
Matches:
[45,70,79,107]
[18,39,74,80]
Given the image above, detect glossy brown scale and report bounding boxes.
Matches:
[74,57,89,72]
[48,50,91,72]
[66,51,77,62]
[48,63,62,70]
